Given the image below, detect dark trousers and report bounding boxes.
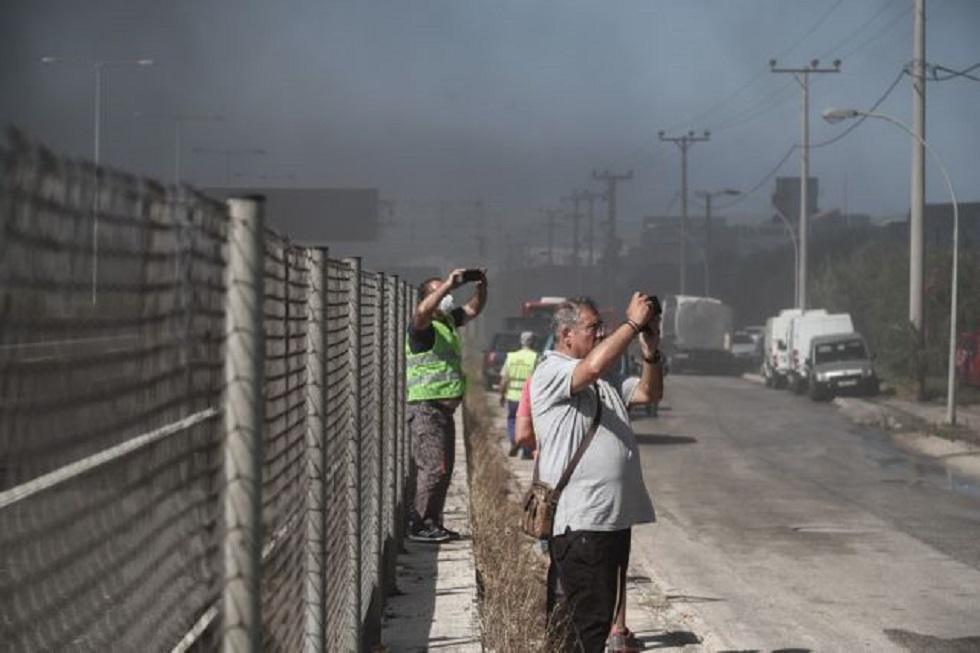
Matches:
[408,402,456,524]
[506,399,519,444]
[550,528,631,652]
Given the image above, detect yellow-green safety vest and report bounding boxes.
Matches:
[502,348,537,402]
[406,318,465,402]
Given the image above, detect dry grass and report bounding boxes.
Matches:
[463,390,561,652]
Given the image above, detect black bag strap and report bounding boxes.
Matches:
[531,385,603,492]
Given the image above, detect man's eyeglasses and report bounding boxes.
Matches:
[582,320,605,335]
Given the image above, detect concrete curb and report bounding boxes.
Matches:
[380,411,482,652]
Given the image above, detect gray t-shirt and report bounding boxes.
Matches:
[530,350,656,535]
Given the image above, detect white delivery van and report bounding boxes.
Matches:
[785,311,854,393]
[763,308,826,388]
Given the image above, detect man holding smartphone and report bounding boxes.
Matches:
[405,267,488,542]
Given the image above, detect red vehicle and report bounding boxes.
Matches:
[520,296,567,320]
[521,296,616,332]
[956,330,980,387]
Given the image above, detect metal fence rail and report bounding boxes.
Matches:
[0,131,415,652]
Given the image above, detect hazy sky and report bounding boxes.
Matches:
[1,0,977,234]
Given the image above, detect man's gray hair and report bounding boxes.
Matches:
[551,296,599,336]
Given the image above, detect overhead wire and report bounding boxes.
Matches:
[563,1,920,218]
[663,0,846,136]
[931,63,980,82]
[818,0,908,62]
[810,67,907,150]
[704,1,913,212]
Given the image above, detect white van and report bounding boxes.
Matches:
[786,312,854,393]
[763,308,826,388]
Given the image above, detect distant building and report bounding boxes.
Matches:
[772,176,819,223]
[879,202,980,250]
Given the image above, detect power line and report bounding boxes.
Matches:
[663,0,845,136]
[818,0,908,62]
[810,67,906,149]
[930,62,980,82]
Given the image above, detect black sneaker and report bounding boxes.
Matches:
[438,525,462,541]
[408,523,451,543]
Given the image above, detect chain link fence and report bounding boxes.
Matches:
[0,129,415,652]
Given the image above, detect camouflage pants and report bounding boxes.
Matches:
[408,401,457,524]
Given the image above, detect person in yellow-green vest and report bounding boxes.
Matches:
[406,268,487,543]
[498,330,539,459]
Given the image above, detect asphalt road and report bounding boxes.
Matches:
[628,373,980,652]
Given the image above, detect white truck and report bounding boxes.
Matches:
[660,295,735,374]
[763,309,826,388]
[785,311,854,394]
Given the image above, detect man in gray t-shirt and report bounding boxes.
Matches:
[530,294,663,652]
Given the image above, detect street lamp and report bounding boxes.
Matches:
[694,188,740,296]
[134,112,223,187]
[233,173,295,184]
[771,208,801,308]
[822,107,960,425]
[192,147,266,186]
[41,55,155,304]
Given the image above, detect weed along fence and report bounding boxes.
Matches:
[0,134,415,652]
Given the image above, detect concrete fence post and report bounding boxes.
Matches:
[222,195,265,653]
[344,256,363,652]
[304,246,327,653]
[372,273,386,625]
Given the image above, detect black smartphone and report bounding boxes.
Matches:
[461,269,483,283]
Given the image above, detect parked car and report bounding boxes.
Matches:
[731,329,762,372]
[806,332,879,401]
[482,330,525,390]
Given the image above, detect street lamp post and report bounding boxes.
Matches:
[233,173,296,185]
[694,188,740,296]
[41,55,155,304]
[134,112,224,187]
[772,208,801,308]
[823,107,960,425]
[192,147,266,186]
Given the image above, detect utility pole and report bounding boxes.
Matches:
[562,192,583,270]
[591,170,632,245]
[574,189,604,268]
[591,171,632,303]
[769,58,841,311]
[658,131,709,295]
[542,208,560,266]
[910,0,926,401]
